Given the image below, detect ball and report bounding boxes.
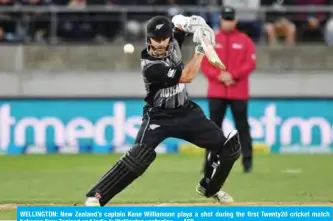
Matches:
[124,44,135,54]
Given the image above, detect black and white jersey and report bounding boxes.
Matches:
[141,29,188,110]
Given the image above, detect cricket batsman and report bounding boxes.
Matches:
[84,14,241,206]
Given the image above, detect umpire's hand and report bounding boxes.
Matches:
[218,71,235,86]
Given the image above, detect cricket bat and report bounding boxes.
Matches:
[198,28,226,70]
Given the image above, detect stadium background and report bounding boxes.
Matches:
[0,0,333,214]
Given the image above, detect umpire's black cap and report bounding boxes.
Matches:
[221,6,236,20]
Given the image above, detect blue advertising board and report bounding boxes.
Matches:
[0,98,332,154]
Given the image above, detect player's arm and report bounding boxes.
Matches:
[144,47,204,85]
[179,26,215,83]
[179,46,205,83]
[173,27,187,48]
[144,63,183,88]
[171,15,189,48]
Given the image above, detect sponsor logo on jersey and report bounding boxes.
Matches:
[160,84,185,97]
[167,69,176,78]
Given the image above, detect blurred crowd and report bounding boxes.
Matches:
[0,0,333,45]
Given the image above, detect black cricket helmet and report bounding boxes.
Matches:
[146,15,174,58]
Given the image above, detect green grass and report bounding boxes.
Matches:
[0,210,14,219]
[1,154,333,219]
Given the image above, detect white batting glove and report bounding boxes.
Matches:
[185,15,208,33]
[172,14,190,30]
[193,26,215,46]
[172,14,208,34]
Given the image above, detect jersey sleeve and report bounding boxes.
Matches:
[173,28,186,48]
[143,63,182,88]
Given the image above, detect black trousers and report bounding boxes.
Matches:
[135,101,227,152]
[208,98,253,169]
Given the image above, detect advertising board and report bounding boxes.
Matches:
[0,98,332,154]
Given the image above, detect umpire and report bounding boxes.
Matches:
[201,6,256,173]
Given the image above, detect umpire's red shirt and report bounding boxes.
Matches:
[201,29,256,100]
